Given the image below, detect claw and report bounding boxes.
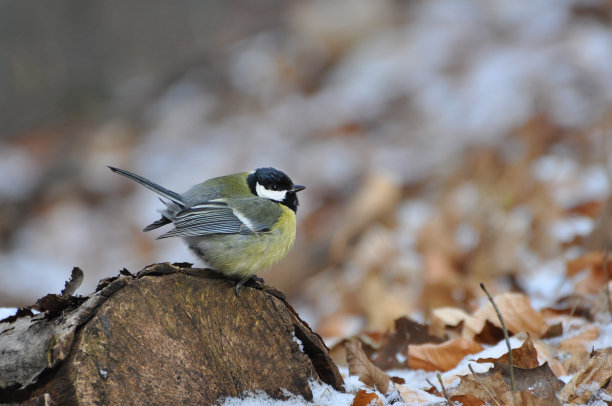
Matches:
[234,275,265,296]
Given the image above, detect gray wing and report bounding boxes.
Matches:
[157,200,260,239]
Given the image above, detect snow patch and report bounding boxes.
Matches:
[0,308,18,320]
[292,331,304,353]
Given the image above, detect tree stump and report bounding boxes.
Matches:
[0,263,344,405]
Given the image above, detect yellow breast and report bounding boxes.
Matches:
[201,205,297,278]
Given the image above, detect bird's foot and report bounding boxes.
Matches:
[235,275,265,296]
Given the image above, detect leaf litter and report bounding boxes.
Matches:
[318,130,612,405]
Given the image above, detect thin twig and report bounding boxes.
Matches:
[425,378,436,392]
[468,363,502,406]
[602,245,612,318]
[426,377,447,404]
[436,373,450,405]
[480,283,515,392]
[569,296,581,319]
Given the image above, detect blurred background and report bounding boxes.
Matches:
[1,0,612,339]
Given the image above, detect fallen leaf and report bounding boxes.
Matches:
[531,338,566,377]
[430,306,485,340]
[452,363,563,404]
[451,367,508,405]
[372,316,441,370]
[495,363,564,398]
[346,340,390,393]
[473,292,549,337]
[542,322,563,339]
[473,319,505,344]
[350,390,382,406]
[557,326,600,375]
[557,348,612,404]
[329,335,379,368]
[605,378,612,397]
[394,382,446,405]
[567,251,612,294]
[540,296,594,321]
[390,376,405,384]
[408,337,483,372]
[449,394,486,406]
[476,334,539,369]
[559,326,600,353]
[499,389,561,405]
[565,200,605,218]
[566,250,612,276]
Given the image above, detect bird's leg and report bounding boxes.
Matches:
[234,275,265,296]
[250,275,265,284]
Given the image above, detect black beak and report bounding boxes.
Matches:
[292,185,306,192]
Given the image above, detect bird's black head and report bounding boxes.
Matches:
[247,167,305,213]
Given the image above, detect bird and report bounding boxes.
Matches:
[108,166,305,295]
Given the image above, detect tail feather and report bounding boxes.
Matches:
[143,217,172,232]
[108,166,184,206]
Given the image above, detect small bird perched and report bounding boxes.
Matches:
[108,166,305,295]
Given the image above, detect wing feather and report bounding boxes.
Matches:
[157,200,257,239]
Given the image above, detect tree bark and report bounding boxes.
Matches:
[0,263,344,405]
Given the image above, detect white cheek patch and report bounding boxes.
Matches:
[256,182,287,202]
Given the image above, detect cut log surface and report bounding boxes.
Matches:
[0,263,344,405]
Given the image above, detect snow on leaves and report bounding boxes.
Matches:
[343,296,611,405]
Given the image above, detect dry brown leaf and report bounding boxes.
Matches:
[473,292,549,337]
[566,250,612,276]
[499,390,561,405]
[566,251,612,294]
[350,390,383,406]
[559,326,600,353]
[372,316,441,370]
[476,334,539,369]
[449,394,487,406]
[408,337,483,372]
[390,376,405,384]
[346,340,390,393]
[605,378,612,397]
[497,363,564,398]
[531,338,566,377]
[430,307,485,340]
[540,297,594,321]
[542,322,563,339]
[451,368,508,405]
[452,363,563,404]
[473,319,505,345]
[565,200,605,218]
[558,326,600,375]
[328,334,381,368]
[557,348,612,404]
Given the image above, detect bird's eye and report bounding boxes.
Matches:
[272,185,278,191]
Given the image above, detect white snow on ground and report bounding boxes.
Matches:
[219,379,355,406]
[0,308,18,320]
